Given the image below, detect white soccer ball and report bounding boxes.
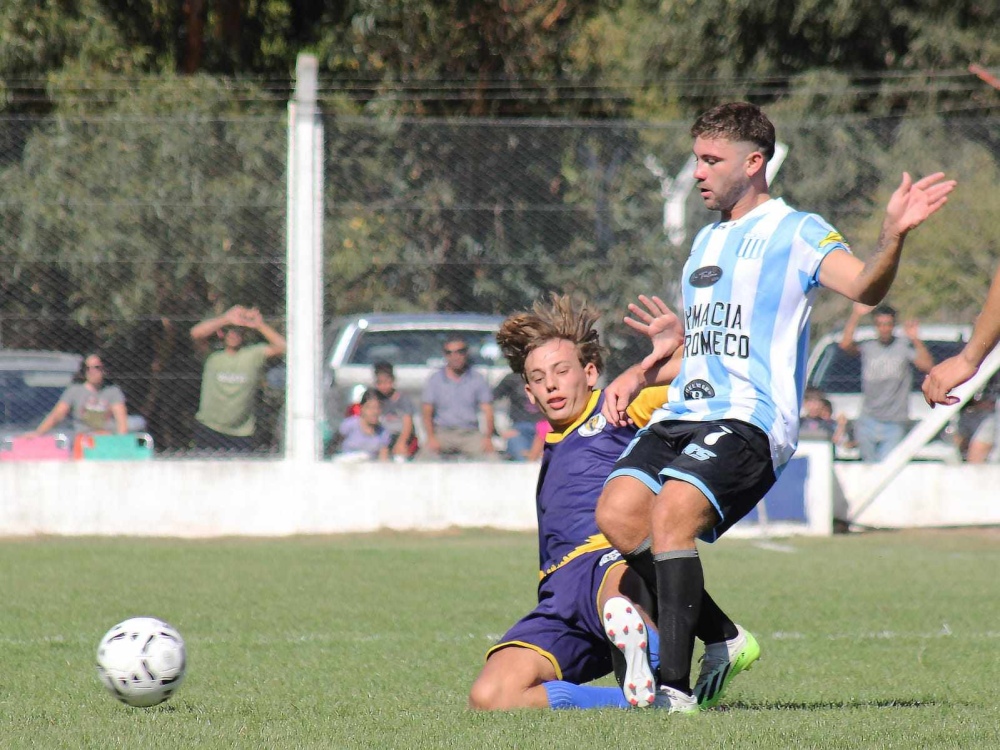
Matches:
[95,616,187,707]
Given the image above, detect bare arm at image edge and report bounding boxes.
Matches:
[923,265,1000,406]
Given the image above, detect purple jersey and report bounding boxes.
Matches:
[486,385,666,682]
[536,387,665,577]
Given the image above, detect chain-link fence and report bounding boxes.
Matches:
[0,113,287,455]
[2,107,998,458]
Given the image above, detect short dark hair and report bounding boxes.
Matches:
[359,389,379,406]
[691,102,776,161]
[872,304,897,319]
[373,361,394,377]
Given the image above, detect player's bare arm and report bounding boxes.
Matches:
[923,264,1000,406]
[819,172,956,303]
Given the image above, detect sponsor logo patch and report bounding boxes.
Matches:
[683,379,716,400]
[598,549,622,567]
[689,265,723,287]
[682,443,716,461]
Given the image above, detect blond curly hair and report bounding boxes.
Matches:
[496,293,604,379]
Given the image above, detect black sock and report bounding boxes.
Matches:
[654,549,703,694]
[623,538,658,613]
[696,590,738,644]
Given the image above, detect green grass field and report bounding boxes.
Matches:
[1,529,998,749]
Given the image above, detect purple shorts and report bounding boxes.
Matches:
[486,547,625,684]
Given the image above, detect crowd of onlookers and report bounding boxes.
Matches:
[327,318,1000,465]
[24,304,998,464]
[22,305,287,456]
[327,334,551,463]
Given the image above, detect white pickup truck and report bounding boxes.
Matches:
[322,312,509,442]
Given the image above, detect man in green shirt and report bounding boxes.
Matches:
[190,305,286,453]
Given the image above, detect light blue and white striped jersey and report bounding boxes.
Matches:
[649,198,849,469]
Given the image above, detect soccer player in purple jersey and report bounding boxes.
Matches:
[469,294,747,711]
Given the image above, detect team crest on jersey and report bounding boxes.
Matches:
[737,234,767,259]
[819,230,849,250]
[689,265,723,287]
[577,414,607,437]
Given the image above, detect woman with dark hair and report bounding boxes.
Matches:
[333,389,391,461]
[28,353,128,437]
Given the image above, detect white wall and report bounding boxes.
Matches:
[834,462,1000,528]
[1,442,993,538]
[0,461,539,537]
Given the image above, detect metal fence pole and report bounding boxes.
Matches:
[285,53,324,462]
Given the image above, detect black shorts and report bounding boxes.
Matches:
[607,419,776,542]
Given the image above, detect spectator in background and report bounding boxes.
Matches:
[799,387,838,441]
[527,418,553,462]
[494,370,544,461]
[838,302,933,461]
[333,389,391,461]
[965,407,998,464]
[800,388,852,454]
[29,352,128,437]
[419,336,497,460]
[372,361,417,460]
[954,376,1000,464]
[190,305,286,453]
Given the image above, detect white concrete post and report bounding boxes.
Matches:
[285,54,324,462]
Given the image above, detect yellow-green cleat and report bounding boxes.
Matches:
[694,625,760,709]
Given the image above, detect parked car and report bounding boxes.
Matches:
[805,324,971,460]
[0,350,147,442]
[323,313,509,442]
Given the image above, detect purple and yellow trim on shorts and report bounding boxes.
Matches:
[486,537,625,684]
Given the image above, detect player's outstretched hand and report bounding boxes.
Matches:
[601,367,645,427]
[922,354,979,407]
[884,172,956,236]
[624,295,683,371]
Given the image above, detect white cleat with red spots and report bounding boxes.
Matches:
[602,596,656,708]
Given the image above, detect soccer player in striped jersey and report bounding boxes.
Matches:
[469,294,748,711]
[596,102,956,712]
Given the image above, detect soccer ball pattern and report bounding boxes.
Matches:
[95,617,186,707]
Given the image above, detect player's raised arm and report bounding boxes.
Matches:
[923,264,1000,406]
[819,172,957,304]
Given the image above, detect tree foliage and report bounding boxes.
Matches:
[0,76,285,346]
[0,0,997,363]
